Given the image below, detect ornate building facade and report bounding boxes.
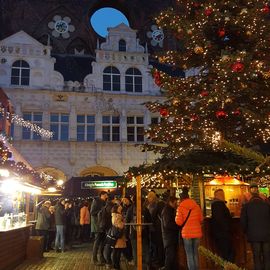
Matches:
[0,23,164,181]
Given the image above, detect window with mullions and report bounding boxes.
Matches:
[22,112,43,140]
[50,113,69,141]
[11,60,30,86]
[119,39,126,52]
[125,68,142,92]
[102,115,120,141]
[77,115,95,141]
[127,116,144,142]
[103,66,120,91]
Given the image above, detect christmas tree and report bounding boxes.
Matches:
[145,0,270,168]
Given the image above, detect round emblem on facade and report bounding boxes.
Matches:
[48,15,75,39]
[152,29,164,43]
[147,25,164,47]
[54,20,69,33]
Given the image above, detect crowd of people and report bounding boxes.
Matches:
[34,183,270,270]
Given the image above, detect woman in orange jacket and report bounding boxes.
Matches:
[175,187,203,270]
[80,201,90,242]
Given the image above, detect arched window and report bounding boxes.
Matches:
[11,60,30,86]
[119,39,126,52]
[103,66,120,91]
[125,68,142,92]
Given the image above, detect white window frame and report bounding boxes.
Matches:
[77,114,95,141]
[11,60,30,86]
[102,115,120,142]
[127,116,145,142]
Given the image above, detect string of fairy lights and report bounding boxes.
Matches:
[0,134,55,184]
[0,107,53,139]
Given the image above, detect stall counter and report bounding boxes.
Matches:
[0,225,31,270]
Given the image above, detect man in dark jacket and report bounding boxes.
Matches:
[54,198,66,252]
[211,189,234,262]
[161,196,179,270]
[35,200,51,252]
[147,191,165,268]
[90,191,108,265]
[240,184,270,270]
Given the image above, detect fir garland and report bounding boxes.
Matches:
[198,246,246,270]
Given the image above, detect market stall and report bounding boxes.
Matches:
[0,169,42,270]
[204,175,249,217]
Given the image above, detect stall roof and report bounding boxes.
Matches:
[63,176,124,198]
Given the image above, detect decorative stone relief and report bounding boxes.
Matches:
[95,94,118,113]
[147,25,164,47]
[48,15,75,39]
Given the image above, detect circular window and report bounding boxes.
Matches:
[54,20,69,33]
[90,8,129,37]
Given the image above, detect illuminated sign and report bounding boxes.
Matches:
[81,181,117,189]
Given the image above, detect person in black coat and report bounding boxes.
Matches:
[240,186,270,270]
[54,198,66,252]
[211,189,234,262]
[161,196,179,270]
[126,198,152,269]
[90,191,108,264]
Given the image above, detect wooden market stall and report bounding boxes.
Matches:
[204,175,249,217]
[0,142,43,270]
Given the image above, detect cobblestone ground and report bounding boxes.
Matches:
[15,243,134,270]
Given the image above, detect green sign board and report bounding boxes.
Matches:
[81,181,117,189]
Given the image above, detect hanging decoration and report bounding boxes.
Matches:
[159,108,169,117]
[231,61,245,72]
[216,109,228,118]
[0,107,53,139]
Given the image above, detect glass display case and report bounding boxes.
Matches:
[0,191,28,231]
[204,176,249,217]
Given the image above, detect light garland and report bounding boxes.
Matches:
[0,107,53,139]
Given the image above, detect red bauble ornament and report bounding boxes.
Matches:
[155,79,162,86]
[232,109,241,116]
[218,28,225,37]
[231,61,244,72]
[200,90,209,97]
[190,114,199,121]
[153,70,160,80]
[205,8,213,16]
[159,108,169,117]
[216,110,228,118]
[154,71,162,86]
[262,5,270,13]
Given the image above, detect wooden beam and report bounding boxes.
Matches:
[136,175,142,270]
